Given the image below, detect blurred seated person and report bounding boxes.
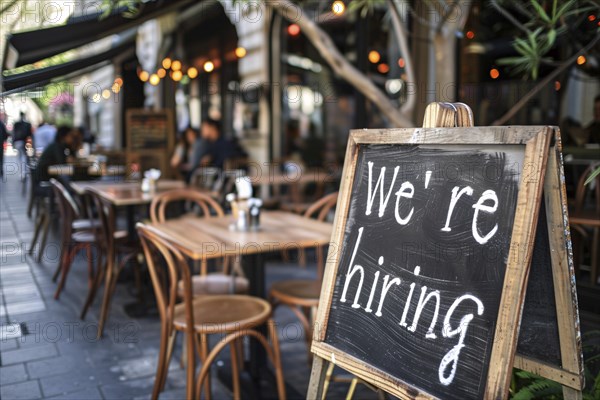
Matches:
[34,120,57,153]
[190,118,246,171]
[34,126,78,184]
[586,94,600,145]
[171,126,201,181]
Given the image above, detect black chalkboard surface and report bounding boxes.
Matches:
[323,144,523,399]
[310,126,557,400]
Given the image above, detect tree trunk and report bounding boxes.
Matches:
[267,0,414,128]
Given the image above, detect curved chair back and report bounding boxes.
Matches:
[84,189,116,251]
[150,188,224,223]
[49,178,80,226]
[304,191,338,222]
[137,223,194,335]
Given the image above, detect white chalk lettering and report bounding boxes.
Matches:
[439,294,485,386]
[375,274,401,317]
[471,190,499,245]
[399,266,420,327]
[407,287,441,339]
[366,162,399,217]
[441,186,474,232]
[364,270,380,313]
[394,181,415,225]
[340,227,365,308]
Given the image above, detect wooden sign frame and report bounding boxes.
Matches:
[309,103,584,399]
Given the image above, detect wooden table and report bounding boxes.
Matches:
[70,179,185,206]
[148,210,333,379]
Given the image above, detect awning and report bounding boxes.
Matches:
[1,34,135,95]
[2,0,193,70]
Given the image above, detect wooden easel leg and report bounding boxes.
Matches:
[307,356,328,400]
[562,386,582,400]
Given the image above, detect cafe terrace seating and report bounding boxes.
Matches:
[149,188,249,295]
[270,191,338,353]
[137,223,286,400]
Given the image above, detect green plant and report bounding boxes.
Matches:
[510,331,600,399]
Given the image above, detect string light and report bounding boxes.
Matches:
[149,74,160,86]
[157,68,167,78]
[187,67,198,79]
[466,31,475,39]
[92,93,101,103]
[577,55,586,65]
[398,58,405,68]
[332,1,345,15]
[172,70,183,81]
[588,15,596,21]
[377,63,389,74]
[114,77,123,86]
[490,68,500,79]
[162,58,172,69]
[368,50,381,64]
[554,81,561,91]
[111,83,120,93]
[235,47,247,58]
[288,24,300,36]
[102,89,111,99]
[139,71,149,82]
[203,61,215,72]
[171,60,182,71]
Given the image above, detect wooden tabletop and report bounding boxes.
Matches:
[247,167,340,186]
[48,164,126,177]
[70,179,186,206]
[147,210,333,260]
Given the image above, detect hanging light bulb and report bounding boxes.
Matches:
[149,74,160,86]
[162,57,172,69]
[187,67,198,79]
[203,61,215,72]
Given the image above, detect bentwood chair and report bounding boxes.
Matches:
[569,163,600,284]
[269,192,338,352]
[50,179,105,320]
[137,223,286,400]
[150,188,248,294]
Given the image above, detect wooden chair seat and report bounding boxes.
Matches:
[173,295,271,333]
[176,275,249,297]
[270,279,320,307]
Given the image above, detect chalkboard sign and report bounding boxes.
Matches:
[125,109,174,177]
[310,126,553,399]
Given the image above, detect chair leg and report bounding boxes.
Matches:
[199,334,211,400]
[29,210,45,255]
[54,244,79,299]
[97,254,115,338]
[152,325,170,400]
[230,342,242,400]
[159,331,176,392]
[37,214,51,262]
[80,254,105,320]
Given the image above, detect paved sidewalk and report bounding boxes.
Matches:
[0,156,372,400]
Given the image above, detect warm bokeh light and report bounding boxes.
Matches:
[368,50,381,64]
[149,74,160,86]
[111,83,120,93]
[187,67,198,79]
[235,47,247,58]
[157,68,167,78]
[588,15,596,21]
[92,93,101,103]
[377,63,389,74]
[203,61,215,72]
[466,31,475,39]
[287,24,300,36]
[102,89,111,99]
[139,70,149,82]
[114,77,123,86]
[332,1,345,15]
[398,58,405,68]
[172,70,183,81]
[554,81,561,91]
[577,55,586,65]
[490,68,500,79]
[162,58,172,69]
[171,60,182,71]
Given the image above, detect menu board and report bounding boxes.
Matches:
[126,109,174,151]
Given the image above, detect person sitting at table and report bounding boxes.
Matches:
[34,120,57,153]
[585,94,600,145]
[190,118,246,172]
[34,126,78,184]
[170,126,202,181]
